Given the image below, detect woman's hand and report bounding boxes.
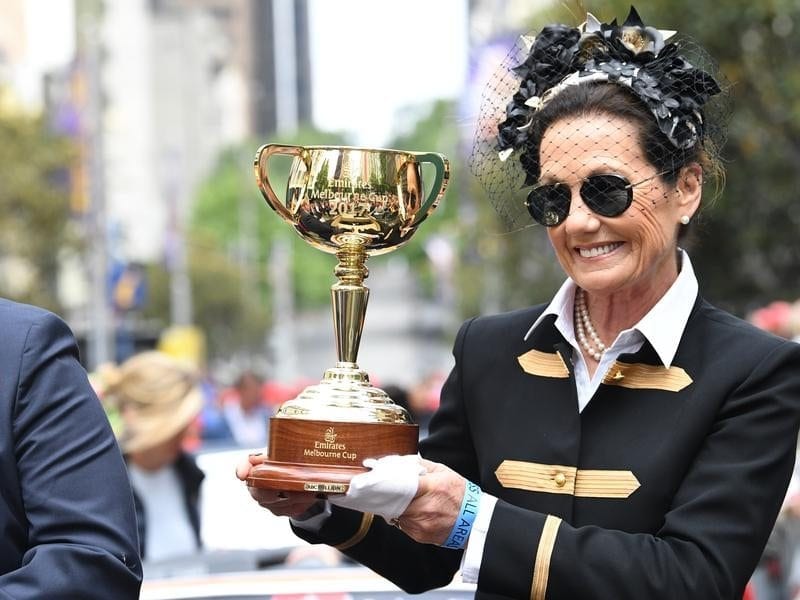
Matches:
[327,454,424,521]
[394,458,466,546]
[236,453,471,540]
[234,451,265,480]
[235,453,320,518]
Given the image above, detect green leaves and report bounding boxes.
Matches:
[179,128,350,357]
[0,108,77,311]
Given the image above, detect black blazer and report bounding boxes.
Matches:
[0,299,142,598]
[294,295,800,599]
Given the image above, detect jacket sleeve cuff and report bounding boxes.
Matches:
[479,500,562,600]
[291,504,374,550]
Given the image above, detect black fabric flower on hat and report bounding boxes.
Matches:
[497,5,722,158]
[497,25,582,153]
[596,7,670,64]
[511,25,581,86]
[586,58,638,82]
[634,44,722,148]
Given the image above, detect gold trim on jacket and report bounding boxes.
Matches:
[531,515,562,600]
[517,350,693,392]
[334,512,374,550]
[496,460,640,498]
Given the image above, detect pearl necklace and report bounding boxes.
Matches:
[574,288,606,361]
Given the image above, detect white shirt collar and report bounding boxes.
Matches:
[523,250,698,367]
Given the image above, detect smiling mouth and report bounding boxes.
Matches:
[577,242,623,258]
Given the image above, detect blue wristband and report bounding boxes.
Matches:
[443,480,481,549]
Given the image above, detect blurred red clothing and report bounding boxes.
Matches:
[743,581,755,600]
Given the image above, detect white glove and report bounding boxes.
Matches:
[328,454,425,522]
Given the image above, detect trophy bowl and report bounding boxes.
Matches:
[247,144,449,493]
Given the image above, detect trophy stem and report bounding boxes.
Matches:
[331,234,370,365]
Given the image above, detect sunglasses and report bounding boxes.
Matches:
[525,172,668,227]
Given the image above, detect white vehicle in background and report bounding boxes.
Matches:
[196,447,302,555]
[141,565,477,600]
[141,447,476,600]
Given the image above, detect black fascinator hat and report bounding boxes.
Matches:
[470,6,730,230]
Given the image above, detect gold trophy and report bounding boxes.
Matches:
[247,144,449,493]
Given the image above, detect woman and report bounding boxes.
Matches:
[239,8,800,599]
[223,369,270,448]
[105,350,205,562]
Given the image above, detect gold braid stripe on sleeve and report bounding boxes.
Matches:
[334,512,374,550]
[531,515,562,600]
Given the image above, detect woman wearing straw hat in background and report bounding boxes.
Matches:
[239,7,800,599]
[105,350,205,562]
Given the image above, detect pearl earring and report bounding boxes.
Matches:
[680,215,690,225]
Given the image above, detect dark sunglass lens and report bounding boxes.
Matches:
[582,175,632,217]
[526,184,571,226]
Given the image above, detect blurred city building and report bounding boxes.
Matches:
[73,0,308,365]
[79,0,312,265]
[0,0,76,111]
[2,0,466,388]
[1,0,313,366]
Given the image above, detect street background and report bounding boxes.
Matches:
[3,1,800,596]
[2,0,799,382]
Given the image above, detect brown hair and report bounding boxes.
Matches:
[521,82,724,202]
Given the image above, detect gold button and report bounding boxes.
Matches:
[554,472,566,487]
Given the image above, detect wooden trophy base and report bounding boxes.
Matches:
[246,417,419,494]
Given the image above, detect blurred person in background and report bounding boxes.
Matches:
[381,382,428,438]
[747,303,800,600]
[785,488,800,599]
[749,301,795,341]
[749,474,800,600]
[383,378,439,439]
[751,490,798,600]
[104,351,205,562]
[409,371,446,437]
[195,375,235,447]
[239,8,800,599]
[0,298,141,597]
[223,369,270,449]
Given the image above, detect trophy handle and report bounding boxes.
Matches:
[409,152,450,226]
[254,143,307,222]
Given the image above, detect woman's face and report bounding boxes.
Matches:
[539,112,697,300]
[129,428,188,471]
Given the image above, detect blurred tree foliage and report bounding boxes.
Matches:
[386,99,568,324]
[140,229,272,357]
[0,103,77,312]
[476,0,800,317]
[385,101,462,300]
[170,127,348,358]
